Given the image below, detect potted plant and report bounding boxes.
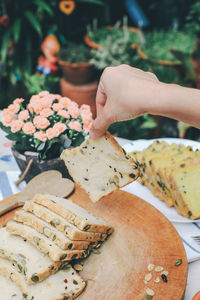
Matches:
[58,43,95,85]
[135,30,196,67]
[84,18,140,50]
[0,91,93,182]
[89,33,139,70]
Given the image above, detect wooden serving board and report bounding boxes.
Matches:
[0,187,187,300]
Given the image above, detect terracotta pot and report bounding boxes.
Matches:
[58,60,95,85]
[12,147,71,183]
[60,78,98,118]
[84,26,139,50]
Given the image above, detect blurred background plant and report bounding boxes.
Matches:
[1,0,200,141]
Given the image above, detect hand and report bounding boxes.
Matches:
[90,64,160,139]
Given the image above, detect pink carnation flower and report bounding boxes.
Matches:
[34,131,47,142]
[52,102,64,112]
[8,103,20,114]
[80,110,93,124]
[31,102,43,114]
[30,95,41,103]
[33,116,50,129]
[53,122,66,134]
[68,102,80,118]
[2,110,16,127]
[68,121,82,132]
[38,91,50,97]
[11,120,23,133]
[40,95,54,108]
[83,120,92,132]
[22,122,35,134]
[18,110,29,121]
[52,94,62,100]
[57,110,70,119]
[40,108,54,118]
[46,127,59,140]
[13,98,24,105]
[59,97,72,108]
[80,104,91,112]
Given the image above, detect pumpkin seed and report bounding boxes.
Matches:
[154,276,160,283]
[175,259,182,266]
[74,264,83,271]
[147,264,154,271]
[31,274,39,283]
[161,270,168,276]
[92,249,101,255]
[146,288,155,296]
[143,295,153,300]
[43,227,51,238]
[60,254,67,260]
[155,266,163,272]
[145,273,152,282]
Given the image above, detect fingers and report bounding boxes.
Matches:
[90,109,112,139]
[95,80,107,116]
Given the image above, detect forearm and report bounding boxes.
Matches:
[146,83,200,129]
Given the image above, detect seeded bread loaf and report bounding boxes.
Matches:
[24,201,106,242]
[14,210,90,251]
[0,258,86,300]
[169,162,200,219]
[0,227,64,285]
[0,274,23,300]
[6,221,87,262]
[33,193,113,234]
[61,132,138,202]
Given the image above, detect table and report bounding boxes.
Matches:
[0,128,200,299]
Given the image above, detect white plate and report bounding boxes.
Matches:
[122,138,200,223]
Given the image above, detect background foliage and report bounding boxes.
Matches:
[1,0,200,140]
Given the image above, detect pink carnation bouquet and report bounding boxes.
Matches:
[0,91,93,160]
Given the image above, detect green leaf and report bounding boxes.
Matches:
[33,0,54,16]
[13,18,22,43]
[0,27,12,62]
[6,133,21,141]
[24,11,42,36]
[77,0,104,5]
[0,122,11,134]
[140,120,157,129]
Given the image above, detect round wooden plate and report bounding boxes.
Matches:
[0,187,187,300]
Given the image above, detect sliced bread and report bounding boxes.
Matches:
[14,210,90,250]
[169,162,200,219]
[6,221,87,262]
[24,201,106,242]
[0,258,86,300]
[0,227,63,285]
[32,193,113,234]
[60,132,139,202]
[0,274,23,300]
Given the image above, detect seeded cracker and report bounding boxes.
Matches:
[61,132,139,202]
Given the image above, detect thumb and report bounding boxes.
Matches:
[90,110,111,139]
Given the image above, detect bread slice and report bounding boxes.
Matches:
[0,258,86,300]
[6,221,87,262]
[24,201,106,242]
[14,210,90,251]
[169,162,200,219]
[0,274,23,300]
[0,227,64,285]
[60,132,139,202]
[32,193,113,234]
